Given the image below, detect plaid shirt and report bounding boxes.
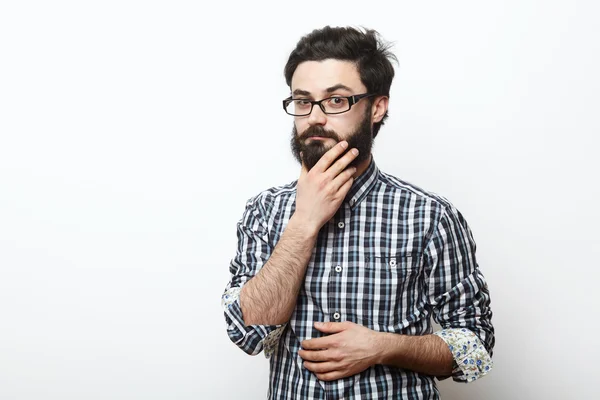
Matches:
[222,158,494,399]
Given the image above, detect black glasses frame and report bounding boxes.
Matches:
[282,93,375,116]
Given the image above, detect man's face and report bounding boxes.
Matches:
[289,60,374,170]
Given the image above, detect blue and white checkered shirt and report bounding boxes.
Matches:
[222,158,494,399]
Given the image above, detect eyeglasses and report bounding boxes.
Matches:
[282,93,375,116]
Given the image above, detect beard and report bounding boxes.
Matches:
[290,107,374,171]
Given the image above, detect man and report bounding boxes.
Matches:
[222,26,494,399]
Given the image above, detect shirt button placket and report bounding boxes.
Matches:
[332,214,347,325]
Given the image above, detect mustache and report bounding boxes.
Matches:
[298,126,341,142]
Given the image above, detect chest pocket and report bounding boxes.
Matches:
[349,253,421,329]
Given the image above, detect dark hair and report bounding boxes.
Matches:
[284,26,397,138]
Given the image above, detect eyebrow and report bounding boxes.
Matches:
[325,84,353,93]
[292,84,354,97]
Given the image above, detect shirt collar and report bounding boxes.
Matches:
[344,156,379,210]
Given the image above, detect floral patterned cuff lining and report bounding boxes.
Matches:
[221,285,285,358]
[262,325,286,358]
[221,286,241,310]
[434,328,493,382]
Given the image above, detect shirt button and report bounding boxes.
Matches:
[337,222,345,229]
[350,198,356,206]
[334,265,342,273]
[333,312,341,320]
[389,259,397,267]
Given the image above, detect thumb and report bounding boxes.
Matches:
[299,153,308,178]
[314,321,348,333]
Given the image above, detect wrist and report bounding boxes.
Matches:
[376,332,403,365]
[288,214,320,239]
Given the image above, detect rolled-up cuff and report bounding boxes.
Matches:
[222,286,286,358]
[434,328,493,382]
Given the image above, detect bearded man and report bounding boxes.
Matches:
[222,25,495,400]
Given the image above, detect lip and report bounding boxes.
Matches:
[307,136,328,140]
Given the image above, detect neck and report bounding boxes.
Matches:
[352,154,372,179]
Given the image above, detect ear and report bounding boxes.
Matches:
[371,96,389,124]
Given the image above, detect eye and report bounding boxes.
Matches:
[293,99,312,108]
[326,97,349,108]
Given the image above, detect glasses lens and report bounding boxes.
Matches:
[322,97,350,114]
[285,99,312,116]
[284,97,353,115]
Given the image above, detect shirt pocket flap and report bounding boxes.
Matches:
[365,253,419,272]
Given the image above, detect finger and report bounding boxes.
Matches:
[314,321,351,334]
[303,361,342,374]
[331,167,356,193]
[299,152,308,178]
[330,174,354,198]
[316,371,347,382]
[298,349,336,362]
[325,148,359,179]
[300,161,308,178]
[301,336,334,350]
[311,141,349,173]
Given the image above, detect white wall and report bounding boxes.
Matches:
[1,1,598,399]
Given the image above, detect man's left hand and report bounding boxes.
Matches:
[299,321,383,381]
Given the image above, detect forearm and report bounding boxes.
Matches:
[240,215,317,325]
[377,333,453,377]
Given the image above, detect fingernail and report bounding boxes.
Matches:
[352,149,359,155]
[340,141,348,149]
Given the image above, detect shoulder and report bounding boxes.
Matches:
[377,170,473,238]
[244,180,298,216]
[377,170,455,212]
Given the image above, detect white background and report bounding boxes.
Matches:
[1,1,598,399]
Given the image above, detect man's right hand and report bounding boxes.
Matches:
[293,141,359,236]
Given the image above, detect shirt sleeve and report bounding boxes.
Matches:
[433,328,493,382]
[424,202,495,382]
[221,196,286,358]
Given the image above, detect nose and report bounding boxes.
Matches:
[307,103,327,126]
